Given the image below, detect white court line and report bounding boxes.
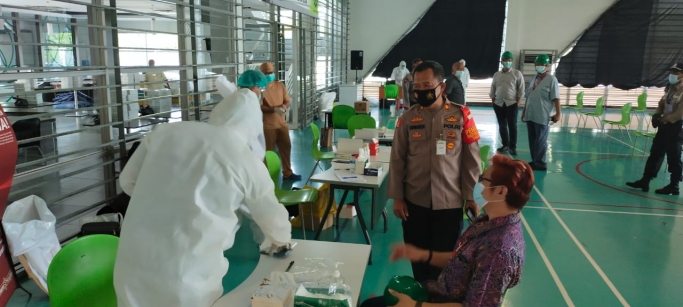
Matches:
[533,186,631,307]
[519,213,575,307]
[516,149,634,156]
[525,206,683,218]
[606,133,645,155]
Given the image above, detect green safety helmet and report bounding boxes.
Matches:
[501,51,514,60]
[384,276,430,306]
[535,54,551,65]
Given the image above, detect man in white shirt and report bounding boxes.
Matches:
[144,59,170,90]
[490,51,525,156]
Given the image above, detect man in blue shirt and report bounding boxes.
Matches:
[521,54,561,171]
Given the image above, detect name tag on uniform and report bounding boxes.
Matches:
[436,140,447,155]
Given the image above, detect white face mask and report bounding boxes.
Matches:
[535,66,547,74]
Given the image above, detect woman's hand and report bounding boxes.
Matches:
[387,289,417,307]
[390,244,427,263]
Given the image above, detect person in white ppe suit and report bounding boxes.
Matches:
[113,70,292,307]
[391,61,410,87]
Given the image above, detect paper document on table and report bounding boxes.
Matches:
[354,129,379,140]
[334,170,366,183]
[337,138,364,155]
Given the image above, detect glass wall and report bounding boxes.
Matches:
[2,0,350,244]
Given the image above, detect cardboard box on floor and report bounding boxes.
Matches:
[354,101,369,113]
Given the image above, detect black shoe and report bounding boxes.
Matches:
[531,164,547,171]
[655,184,679,195]
[626,178,651,192]
[497,146,509,153]
[509,148,517,156]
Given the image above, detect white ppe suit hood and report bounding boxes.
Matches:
[114,114,291,306]
[391,61,410,86]
[208,88,266,160]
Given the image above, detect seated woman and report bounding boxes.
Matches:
[362,155,534,307]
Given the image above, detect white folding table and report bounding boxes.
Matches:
[309,147,392,264]
[212,240,371,307]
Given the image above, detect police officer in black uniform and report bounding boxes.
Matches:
[627,63,683,195]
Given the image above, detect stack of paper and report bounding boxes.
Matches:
[251,272,296,307]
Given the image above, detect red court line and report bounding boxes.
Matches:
[527,200,683,212]
[575,157,683,206]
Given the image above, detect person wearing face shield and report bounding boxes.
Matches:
[391,61,410,87]
[113,70,292,307]
[490,51,525,156]
[402,58,423,107]
[626,63,683,195]
[521,54,561,171]
[361,155,531,307]
[444,61,466,105]
[259,62,301,181]
[387,61,482,283]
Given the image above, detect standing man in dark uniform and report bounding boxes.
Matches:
[388,61,482,282]
[444,61,466,105]
[626,63,683,195]
[402,58,423,107]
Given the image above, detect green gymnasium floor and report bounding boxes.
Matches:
[9,106,683,307]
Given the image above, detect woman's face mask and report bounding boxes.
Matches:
[669,73,680,85]
[414,83,443,107]
[455,71,464,78]
[473,176,505,209]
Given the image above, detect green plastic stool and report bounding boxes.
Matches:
[384,275,429,306]
[47,235,119,307]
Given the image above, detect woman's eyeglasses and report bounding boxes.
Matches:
[478,175,492,183]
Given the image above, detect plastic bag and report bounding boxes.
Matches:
[2,195,61,292]
[291,184,337,230]
[294,262,353,307]
[319,92,336,118]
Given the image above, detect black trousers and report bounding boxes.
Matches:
[402,200,463,283]
[493,103,519,149]
[644,122,683,182]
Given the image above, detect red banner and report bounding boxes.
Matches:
[0,105,19,305]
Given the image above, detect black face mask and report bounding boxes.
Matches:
[415,83,442,107]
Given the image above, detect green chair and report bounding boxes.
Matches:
[306,123,335,186]
[633,131,656,156]
[631,92,648,127]
[347,114,377,137]
[480,145,491,171]
[47,235,119,307]
[580,96,605,129]
[385,84,399,99]
[331,105,356,130]
[266,151,318,239]
[562,91,584,124]
[601,103,632,143]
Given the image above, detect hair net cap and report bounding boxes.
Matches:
[237,70,268,88]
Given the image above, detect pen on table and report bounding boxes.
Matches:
[285,261,295,272]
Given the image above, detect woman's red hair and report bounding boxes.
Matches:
[489,155,535,209]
